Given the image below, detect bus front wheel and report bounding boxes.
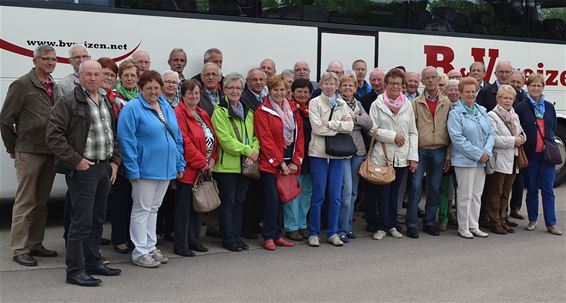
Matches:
[554,123,566,187]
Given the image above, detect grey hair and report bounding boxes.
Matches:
[511,69,525,80]
[420,66,439,78]
[281,69,294,78]
[223,72,245,90]
[446,79,460,88]
[68,43,87,57]
[319,72,339,85]
[201,62,221,74]
[33,45,56,58]
[168,48,186,60]
[469,61,486,72]
[161,70,180,81]
[203,48,222,62]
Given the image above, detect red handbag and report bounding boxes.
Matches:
[275,172,302,203]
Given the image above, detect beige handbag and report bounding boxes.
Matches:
[192,172,221,213]
[359,132,396,185]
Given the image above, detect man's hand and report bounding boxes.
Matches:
[443,159,451,173]
[109,162,118,184]
[75,158,94,171]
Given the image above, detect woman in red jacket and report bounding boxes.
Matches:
[254,75,304,251]
[173,79,218,256]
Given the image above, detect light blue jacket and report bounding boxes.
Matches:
[447,101,494,168]
[117,94,185,180]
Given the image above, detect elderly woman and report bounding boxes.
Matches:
[448,76,494,239]
[162,70,180,108]
[445,79,460,105]
[515,73,562,235]
[116,60,139,101]
[254,75,303,251]
[211,73,260,252]
[308,72,354,247]
[173,79,217,256]
[486,85,526,235]
[438,72,448,95]
[283,79,313,241]
[337,74,372,243]
[117,70,185,267]
[368,68,418,240]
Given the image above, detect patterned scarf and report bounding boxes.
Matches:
[342,95,357,112]
[527,94,545,118]
[460,99,479,118]
[269,96,296,147]
[116,83,138,101]
[294,99,309,117]
[383,92,407,115]
[494,105,519,135]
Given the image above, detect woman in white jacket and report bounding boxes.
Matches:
[368,68,418,240]
[486,85,526,235]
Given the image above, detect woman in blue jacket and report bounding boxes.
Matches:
[448,77,494,239]
[118,70,185,268]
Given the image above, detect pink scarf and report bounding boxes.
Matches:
[269,97,296,147]
[383,92,407,115]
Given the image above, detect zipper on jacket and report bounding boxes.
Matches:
[220,149,224,165]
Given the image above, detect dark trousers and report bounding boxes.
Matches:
[174,182,202,252]
[157,186,175,237]
[510,169,525,211]
[260,172,282,240]
[109,175,132,245]
[242,179,264,234]
[376,167,406,231]
[487,171,517,225]
[65,162,111,275]
[364,179,378,228]
[63,190,71,241]
[215,173,250,246]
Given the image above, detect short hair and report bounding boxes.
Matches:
[446,79,460,89]
[161,70,180,81]
[526,73,545,87]
[469,61,486,72]
[394,66,406,73]
[281,69,294,78]
[291,79,312,93]
[497,84,517,99]
[352,59,366,68]
[438,73,449,83]
[420,66,438,80]
[118,59,138,78]
[319,72,339,85]
[68,43,87,57]
[180,79,202,97]
[340,74,357,86]
[138,70,163,88]
[267,74,287,91]
[511,70,525,81]
[384,68,405,84]
[203,48,222,62]
[78,60,101,75]
[201,62,220,74]
[458,77,479,93]
[33,45,55,58]
[168,48,186,60]
[222,72,245,90]
[97,57,118,76]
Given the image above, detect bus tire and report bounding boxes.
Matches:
[554,122,566,187]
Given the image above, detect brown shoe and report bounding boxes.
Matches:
[30,247,58,257]
[490,225,508,235]
[286,230,303,241]
[438,223,447,231]
[501,224,515,233]
[547,225,563,236]
[298,229,309,239]
[13,253,38,266]
[510,209,526,220]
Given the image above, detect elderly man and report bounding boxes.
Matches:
[192,48,224,87]
[404,71,421,101]
[0,45,60,267]
[469,62,487,88]
[447,69,463,81]
[293,60,319,91]
[353,59,371,99]
[360,68,385,113]
[199,62,224,117]
[260,58,276,79]
[240,68,267,110]
[59,44,91,96]
[47,60,122,287]
[131,50,151,76]
[509,70,527,104]
[477,60,513,112]
[406,66,452,238]
[168,48,188,81]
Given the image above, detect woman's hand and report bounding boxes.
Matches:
[322,121,329,128]
[280,162,290,175]
[408,160,418,173]
[244,157,255,166]
[249,150,259,161]
[288,163,298,174]
[478,152,490,163]
[394,133,405,147]
[207,158,216,171]
[514,135,525,147]
[176,172,184,179]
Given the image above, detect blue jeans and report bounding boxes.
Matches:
[283,174,312,232]
[376,167,407,231]
[407,148,446,228]
[308,157,344,237]
[525,153,556,226]
[339,155,364,234]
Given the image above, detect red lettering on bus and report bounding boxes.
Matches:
[471,48,499,83]
[424,45,454,72]
[546,69,559,86]
[560,71,566,86]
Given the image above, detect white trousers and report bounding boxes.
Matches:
[130,179,170,260]
[454,167,486,232]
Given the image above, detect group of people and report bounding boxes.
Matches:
[0,43,561,287]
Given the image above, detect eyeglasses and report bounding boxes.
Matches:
[38,57,57,62]
[203,72,219,78]
[163,80,178,85]
[528,84,544,88]
[496,70,512,75]
[248,78,265,82]
[71,55,91,61]
[225,86,242,91]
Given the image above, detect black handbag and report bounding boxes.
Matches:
[324,104,357,157]
[528,102,563,165]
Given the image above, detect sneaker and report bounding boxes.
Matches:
[388,227,403,238]
[339,234,349,243]
[150,249,168,264]
[308,236,320,247]
[458,230,473,239]
[470,228,488,238]
[133,254,160,268]
[525,221,538,231]
[327,234,344,246]
[372,230,386,240]
[547,225,563,236]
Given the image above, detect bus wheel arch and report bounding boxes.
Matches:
[554,118,566,187]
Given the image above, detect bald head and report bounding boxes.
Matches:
[132,50,151,75]
[326,60,344,78]
[260,59,276,79]
[494,60,513,84]
[369,68,385,93]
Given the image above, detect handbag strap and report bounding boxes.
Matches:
[366,130,392,166]
[229,117,250,145]
[151,109,176,140]
[328,104,336,121]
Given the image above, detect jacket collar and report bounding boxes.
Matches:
[137,93,170,110]
[219,96,251,119]
[29,68,55,93]
[177,101,206,121]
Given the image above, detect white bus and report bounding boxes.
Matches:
[1,0,565,201]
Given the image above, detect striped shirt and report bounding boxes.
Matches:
[83,89,114,160]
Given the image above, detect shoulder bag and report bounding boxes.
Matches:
[192,171,221,213]
[325,104,358,157]
[151,109,176,139]
[229,118,261,179]
[276,171,302,203]
[358,131,396,185]
[527,103,562,165]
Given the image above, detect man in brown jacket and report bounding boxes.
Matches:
[406,66,452,239]
[0,45,60,266]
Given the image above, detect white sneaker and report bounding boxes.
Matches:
[133,254,160,268]
[308,236,320,247]
[150,249,168,263]
[372,230,386,240]
[327,234,344,247]
[388,227,403,238]
[470,228,488,238]
[458,230,473,239]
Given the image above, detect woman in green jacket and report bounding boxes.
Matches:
[211,72,260,252]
